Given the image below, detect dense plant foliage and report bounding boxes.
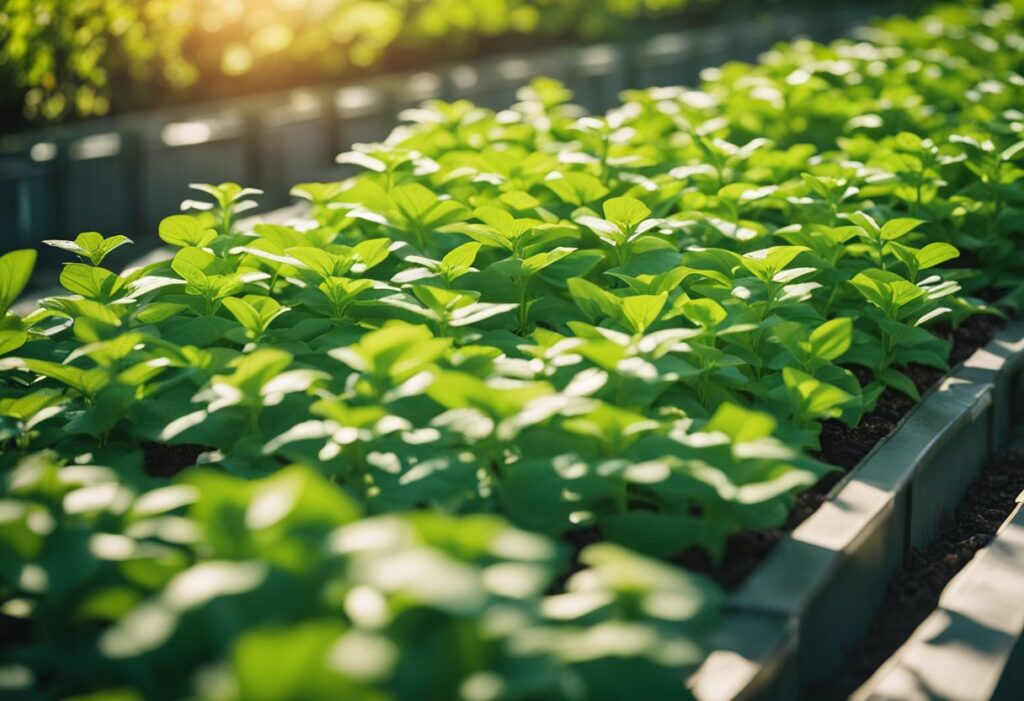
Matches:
[0,0,702,121]
[1,1,1023,699]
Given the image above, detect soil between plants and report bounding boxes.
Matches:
[142,442,211,477]
[805,443,1024,701]
[674,313,1003,590]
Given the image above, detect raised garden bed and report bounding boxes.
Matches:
[823,441,1024,699]
[690,319,1024,700]
[849,450,1024,700]
[0,2,1022,700]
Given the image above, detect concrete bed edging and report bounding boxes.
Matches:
[851,484,1024,700]
[688,318,1024,701]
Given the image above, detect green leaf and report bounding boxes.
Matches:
[500,459,573,536]
[159,215,217,248]
[879,368,921,401]
[43,232,133,265]
[800,173,833,200]
[232,622,385,701]
[353,238,392,270]
[0,249,36,317]
[0,330,28,355]
[544,172,610,206]
[848,211,880,237]
[705,402,776,443]
[849,269,925,317]
[391,183,436,219]
[319,277,374,317]
[329,322,449,384]
[522,247,576,275]
[621,294,667,334]
[679,298,726,329]
[783,367,854,420]
[20,358,107,397]
[427,370,550,420]
[576,214,625,247]
[740,246,807,282]
[808,318,852,362]
[222,297,263,336]
[499,191,541,211]
[602,511,706,558]
[603,197,651,231]
[134,302,190,324]
[1000,139,1024,161]
[880,218,925,241]
[568,278,621,322]
[440,242,481,277]
[449,301,518,327]
[172,246,219,281]
[59,264,126,302]
[916,242,959,270]
[289,248,343,278]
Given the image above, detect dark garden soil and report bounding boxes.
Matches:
[142,442,211,477]
[674,313,1004,590]
[0,613,31,649]
[805,443,1024,701]
[549,525,605,594]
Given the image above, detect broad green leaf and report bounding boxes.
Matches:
[800,173,833,200]
[544,172,610,206]
[576,214,625,247]
[0,249,35,316]
[602,511,706,558]
[621,294,667,334]
[319,277,374,316]
[705,403,776,443]
[450,302,518,327]
[783,367,854,420]
[880,218,925,241]
[336,150,387,172]
[808,318,852,362]
[568,278,621,322]
[848,211,880,237]
[19,358,108,397]
[1000,139,1024,161]
[59,264,126,302]
[679,298,726,329]
[440,242,481,275]
[330,322,449,383]
[916,242,959,270]
[849,269,925,317]
[499,191,541,211]
[740,246,807,282]
[134,302,190,325]
[223,297,281,337]
[603,197,651,231]
[522,247,576,275]
[0,330,28,355]
[879,368,920,401]
[427,370,550,420]
[159,215,217,248]
[43,232,132,265]
[391,183,436,220]
[353,238,392,270]
[289,248,343,279]
[231,621,384,701]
